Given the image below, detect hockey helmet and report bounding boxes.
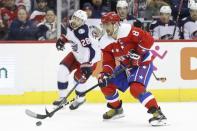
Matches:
[116,0,128,8]
[190,3,197,10]
[101,12,120,24]
[73,10,88,22]
[160,6,172,14]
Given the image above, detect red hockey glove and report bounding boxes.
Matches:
[128,49,142,67]
[74,63,93,83]
[80,62,93,79]
[56,35,68,51]
[98,73,111,88]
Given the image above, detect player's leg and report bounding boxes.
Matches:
[99,65,130,119]
[100,83,124,119]
[69,68,88,110]
[129,82,167,126]
[129,64,167,126]
[53,52,79,106]
[69,62,97,110]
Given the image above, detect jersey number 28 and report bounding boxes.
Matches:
[81,38,91,47]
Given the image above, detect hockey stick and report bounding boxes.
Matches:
[153,72,166,83]
[25,65,128,120]
[25,59,156,120]
[25,82,79,119]
[172,0,184,39]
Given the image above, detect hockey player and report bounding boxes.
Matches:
[149,6,180,40]
[181,3,197,39]
[53,10,96,110]
[98,12,167,126]
[116,0,142,28]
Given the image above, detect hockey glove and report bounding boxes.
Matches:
[128,49,142,66]
[56,35,68,51]
[80,62,93,79]
[98,73,111,88]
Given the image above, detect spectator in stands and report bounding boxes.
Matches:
[0,19,7,39]
[145,0,169,20]
[8,8,38,40]
[30,0,48,25]
[181,3,197,39]
[91,0,110,18]
[128,0,168,20]
[37,9,57,40]
[149,6,180,40]
[82,2,93,18]
[0,0,18,27]
[0,0,18,39]
[116,0,142,28]
[46,0,56,12]
[16,0,32,13]
[131,0,147,18]
[170,0,190,20]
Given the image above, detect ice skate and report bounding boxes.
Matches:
[53,97,67,106]
[103,107,124,120]
[69,96,86,110]
[148,107,167,126]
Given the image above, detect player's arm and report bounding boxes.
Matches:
[102,48,116,74]
[133,27,154,53]
[98,45,116,87]
[128,27,154,66]
[56,34,69,51]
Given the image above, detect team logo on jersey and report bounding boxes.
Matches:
[191,30,197,40]
[160,34,173,40]
[78,29,85,34]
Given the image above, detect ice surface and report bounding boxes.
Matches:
[0,102,197,131]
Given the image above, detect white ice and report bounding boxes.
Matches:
[0,102,197,131]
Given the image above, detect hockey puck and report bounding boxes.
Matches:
[36,121,42,126]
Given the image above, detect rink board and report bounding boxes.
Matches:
[0,41,197,104]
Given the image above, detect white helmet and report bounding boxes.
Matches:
[160,6,172,14]
[190,3,197,10]
[73,10,88,21]
[116,0,128,8]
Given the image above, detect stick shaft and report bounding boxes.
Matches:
[172,0,184,39]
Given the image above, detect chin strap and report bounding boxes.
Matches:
[69,18,85,30]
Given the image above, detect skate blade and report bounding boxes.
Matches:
[150,119,169,126]
[103,114,125,121]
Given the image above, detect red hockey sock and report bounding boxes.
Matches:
[145,98,159,109]
[108,100,122,109]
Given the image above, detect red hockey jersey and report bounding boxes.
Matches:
[99,23,154,74]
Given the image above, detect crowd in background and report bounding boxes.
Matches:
[0,0,197,40]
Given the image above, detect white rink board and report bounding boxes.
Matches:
[0,42,197,94]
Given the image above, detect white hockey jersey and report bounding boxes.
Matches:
[65,24,96,64]
[181,17,197,40]
[149,19,180,40]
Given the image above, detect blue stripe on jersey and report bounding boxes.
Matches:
[57,82,68,90]
[105,91,119,101]
[138,92,152,103]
